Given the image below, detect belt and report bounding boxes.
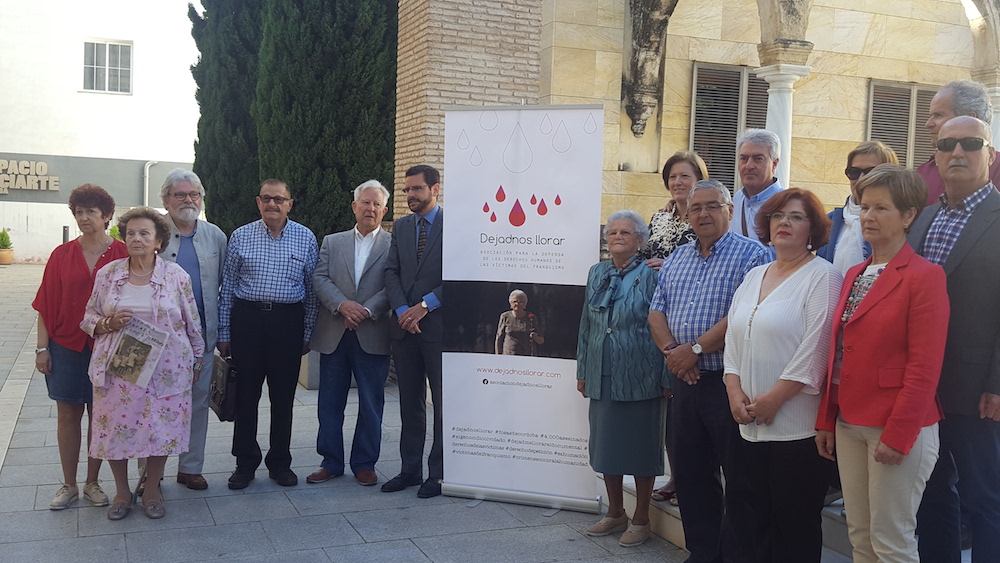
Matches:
[235,298,302,311]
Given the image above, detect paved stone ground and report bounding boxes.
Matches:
[0,264,694,563]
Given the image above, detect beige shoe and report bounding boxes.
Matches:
[586,513,629,536]
[619,522,651,547]
[83,481,109,507]
[49,484,79,510]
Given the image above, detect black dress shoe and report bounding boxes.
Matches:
[417,478,442,498]
[228,471,255,490]
[380,473,422,493]
[269,469,298,486]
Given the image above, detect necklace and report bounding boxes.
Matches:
[81,237,112,257]
[129,259,153,277]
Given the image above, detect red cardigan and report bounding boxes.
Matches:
[815,244,948,454]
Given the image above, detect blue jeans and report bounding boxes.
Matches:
[317,331,390,474]
[917,413,1000,563]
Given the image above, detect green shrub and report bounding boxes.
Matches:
[0,230,11,249]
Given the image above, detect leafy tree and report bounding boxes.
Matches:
[189,0,264,235]
[252,0,396,239]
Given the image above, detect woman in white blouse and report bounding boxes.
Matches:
[724,188,843,563]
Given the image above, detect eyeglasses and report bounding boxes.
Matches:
[936,137,990,152]
[171,191,203,201]
[258,195,290,204]
[402,185,428,193]
[767,212,809,224]
[687,203,728,215]
[845,166,876,181]
[606,229,635,238]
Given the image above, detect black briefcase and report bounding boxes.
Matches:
[210,354,238,422]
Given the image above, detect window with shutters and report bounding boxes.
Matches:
[83,41,132,94]
[868,82,936,168]
[689,64,769,192]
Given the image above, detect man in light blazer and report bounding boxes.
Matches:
[308,180,393,487]
[909,116,1000,563]
[382,164,445,498]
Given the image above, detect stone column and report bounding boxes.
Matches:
[753,64,811,187]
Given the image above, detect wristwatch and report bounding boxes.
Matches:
[420,300,428,310]
[691,341,703,355]
[34,347,48,355]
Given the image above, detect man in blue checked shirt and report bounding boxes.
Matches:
[218,179,319,490]
[648,179,768,563]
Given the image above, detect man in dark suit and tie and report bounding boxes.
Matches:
[909,115,1000,563]
[307,180,393,487]
[382,164,445,498]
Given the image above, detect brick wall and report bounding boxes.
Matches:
[393,0,542,218]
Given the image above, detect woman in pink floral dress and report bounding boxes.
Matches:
[82,207,204,521]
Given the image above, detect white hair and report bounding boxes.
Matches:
[737,129,781,160]
[354,180,390,203]
[509,289,527,302]
[159,168,205,202]
[604,209,650,246]
[688,179,733,205]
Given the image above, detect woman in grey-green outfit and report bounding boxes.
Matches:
[577,210,669,548]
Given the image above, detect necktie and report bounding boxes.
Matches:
[417,217,428,262]
[740,198,749,237]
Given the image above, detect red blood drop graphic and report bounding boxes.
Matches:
[483,202,490,213]
[496,186,506,202]
[537,199,548,215]
[530,195,537,205]
[508,200,526,227]
[490,212,497,222]
[554,195,562,205]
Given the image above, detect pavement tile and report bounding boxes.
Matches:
[323,539,431,562]
[3,445,58,466]
[215,549,331,563]
[566,521,677,556]
[8,430,47,448]
[0,461,64,487]
[260,513,365,551]
[414,523,609,563]
[0,507,78,543]
[344,501,524,542]
[125,521,275,562]
[285,476,452,517]
[497,502,602,527]
[0,533,127,562]
[78,498,214,537]
[206,491,299,524]
[0,485,38,512]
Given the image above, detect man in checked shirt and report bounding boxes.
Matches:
[218,179,319,490]
[648,179,768,563]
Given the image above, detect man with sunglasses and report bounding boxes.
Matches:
[218,179,319,490]
[909,116,1000,563]
[918,80,1000,206]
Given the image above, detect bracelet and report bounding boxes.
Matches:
[34,347,48,355]
[102,317,111,332]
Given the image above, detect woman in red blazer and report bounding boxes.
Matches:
[815,164,949,563]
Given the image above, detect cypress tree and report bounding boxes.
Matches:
[253,0,397,239]
[189,0,263,235]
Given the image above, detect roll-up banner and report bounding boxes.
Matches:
[442,105,603,512]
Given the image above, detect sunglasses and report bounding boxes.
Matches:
[936,137,990,152]
[845,166,876,181]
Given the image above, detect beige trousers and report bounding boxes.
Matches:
[836,419,939,563]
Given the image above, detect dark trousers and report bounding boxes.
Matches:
[230,300,304,472]
[741,438,830,563]
[393,333,443,480]
[917,413,1000,563]
[672,370,754,563]
[317,331,390,474]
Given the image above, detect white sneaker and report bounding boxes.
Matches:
[49,484,79,510]
[83,481,109,507]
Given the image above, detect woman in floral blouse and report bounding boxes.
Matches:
[82,207,204,521]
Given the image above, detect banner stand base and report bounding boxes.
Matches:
[442,482,601,514]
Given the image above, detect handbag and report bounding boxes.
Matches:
[210,354,238,422]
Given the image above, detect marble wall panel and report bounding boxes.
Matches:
[597,0,625,29]
[905,61,971,85]
[792,115,866,143]
[603,123,620,171]
[622,193,669,222]
[911,0,967,25]
[795,180,850,209]
[595,51,623,100]
[791,138,860,186]
[662,58,694,105]
[659,128,691,161]
[807,51,861,76]
[601,194,626,220]
[883,15,937,64]
[623,171,668,197]
[548,0,600,25]
[550,47,597,97]
[664,34,691,61]
[552,21,624,52]
[669,0,723,40]
[688,38,758,66]
[860,14,888,58]
[603,170,622,194]
[860,0,913,19]
[806,7,836,52]
[793,74,870,122]
[934,22,975,67]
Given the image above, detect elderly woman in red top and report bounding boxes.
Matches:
[815,165,949,563]
[32,184,128,510]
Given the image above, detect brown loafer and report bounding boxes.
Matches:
[177,473,208,490]
[354,469,378,486]
[142,499,165,519]
[306,467,340,484]
[107,501,131,521]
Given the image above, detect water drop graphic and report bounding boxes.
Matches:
[502,123,533,173]
[530,195,537,205]
[552,121,572,153]
[470,146,483,166]
[584,113,598,134]
[537,199,548,216]
[539,114,553,135]
[490,212,497,222]
[457,129,470,150]
[508,199,526,227]
[480,111,499,131]
[495,186,506,202]
[555,194,562,205]
[483,202,490,213]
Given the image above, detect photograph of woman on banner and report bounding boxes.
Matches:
[494,289,544,356]
[577,210,669,548]
[81,207,204,522]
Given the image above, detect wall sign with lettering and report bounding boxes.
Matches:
[0,160,60,195]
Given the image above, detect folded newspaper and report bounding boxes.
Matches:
[106,316,168,388]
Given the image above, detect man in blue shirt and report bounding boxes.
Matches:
[382,165,445,498]
[732,129,784,243]
[648,180,767,563]
[218,179,319,490]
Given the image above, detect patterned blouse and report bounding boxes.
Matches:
[637,209,696,261]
